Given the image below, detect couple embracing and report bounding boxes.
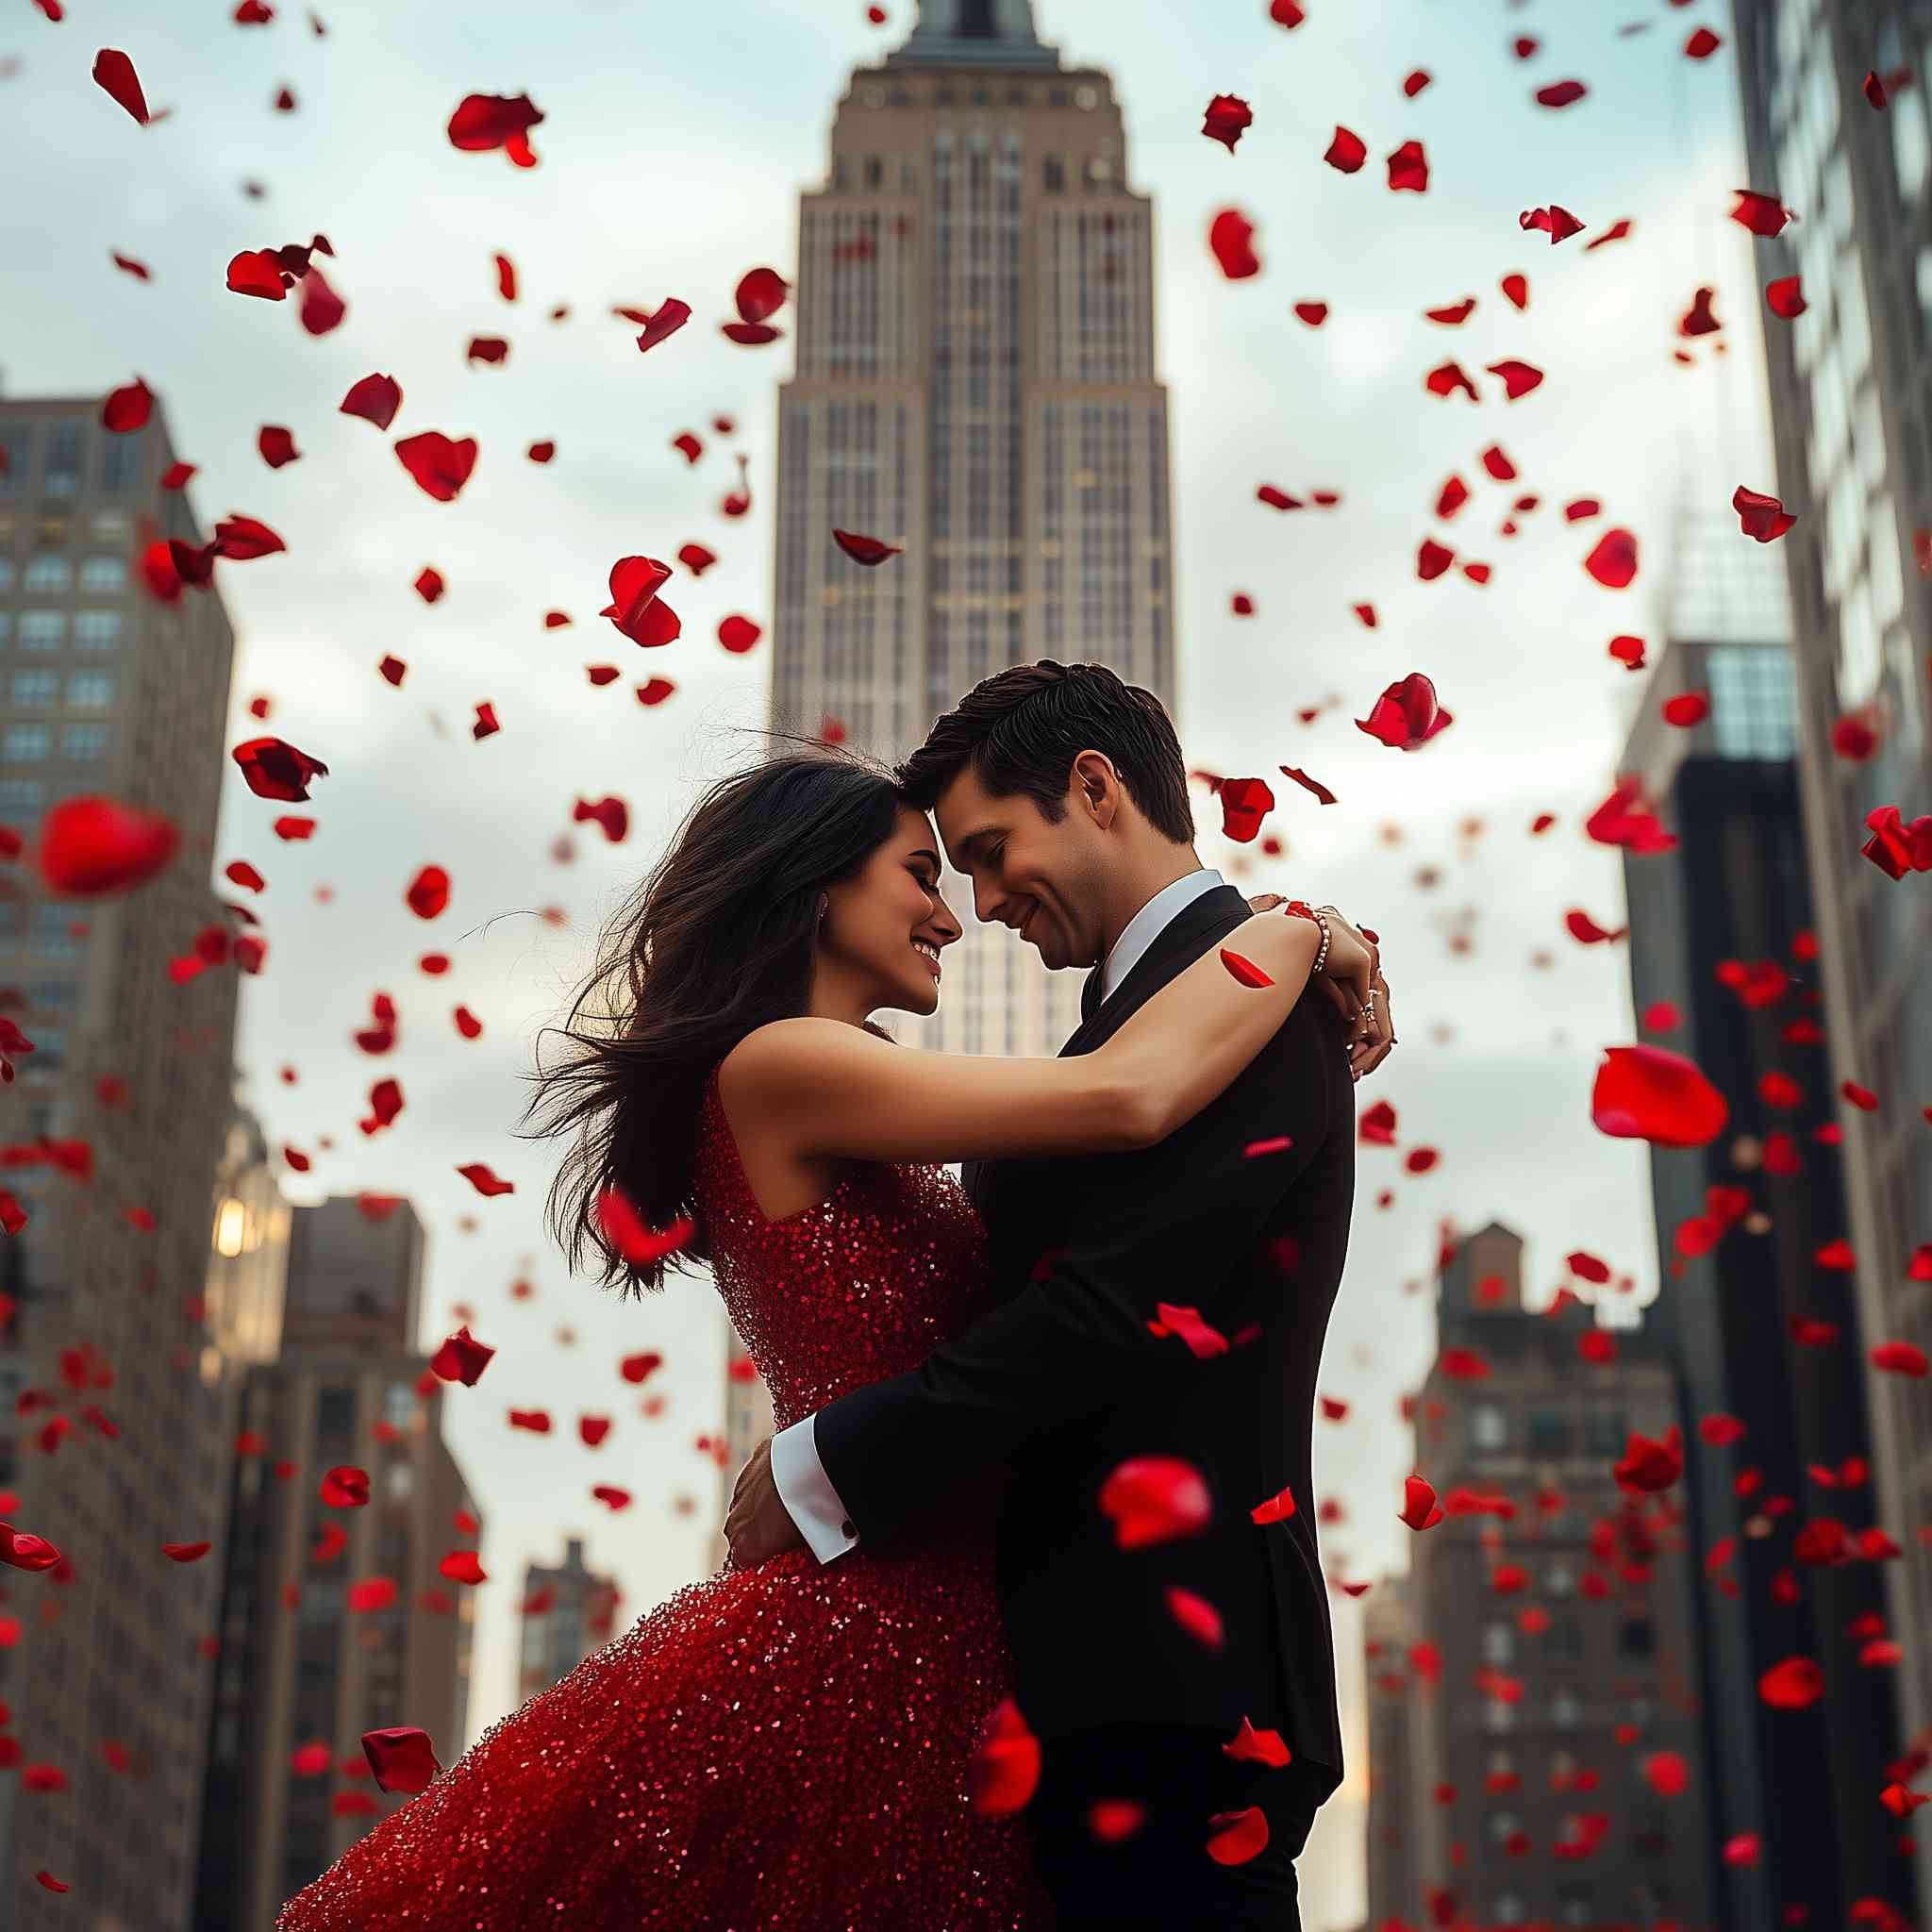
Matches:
[278,659,1393,1932]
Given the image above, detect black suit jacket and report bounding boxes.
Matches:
[811,885,1353,1790]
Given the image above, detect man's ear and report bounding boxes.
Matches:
[1071,749,1121,828]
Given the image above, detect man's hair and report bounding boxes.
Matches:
[897,660,1195,843]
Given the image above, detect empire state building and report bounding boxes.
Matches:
[769,0,1180,1060]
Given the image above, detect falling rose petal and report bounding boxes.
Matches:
[1871,1341,1928,1377]
[438,1549,487,1586]
[101,376,154,434]
[1403,70,1431,98]
[1098,1456,1212,1550]
[1643,1749,1690,1796]
[1662,691,1709,726]
[1269,0,1305,23]
[508,1408,551,1433]
[1759,1656,1824,1708]
[362,1726,441,1795]
[1220,947,1274,991]
[456,1162,513,1198]
[1424,361,1478,402]
[395,432,477,503]
[1425,298,1475,327]
[162,1541,212,1562]
[341,372,402,429]
[92,47,151,124]
[35,1872,69,1894]
[1151,1301,1230,1359]
[1223,1717,1292,1768]
[1592,1044,1727,1146]
[1203,1805,1271,1871]
[227,248,290,299]
[320,1465,370,1507]
[734,266,791,325]
[718,614,762,654]
[1584,527,1640,588]
[1535,79,1588,108]
[1487,358,1544,399]
[232,737,328,802]
[595,1187,693,1266]
[1614,1427,1685,1493]
[677,541,718,575]
[446,92,543,153]
[831,527,903,566]
[1733,484,1795,542]
[635,297,692,354]
[1292,301,1328,326]
[1202,93,1252,152]
[1257,483,1302,508]
[35,796,178,896]
[1386,140,1428,192]
[430,1324,494,1385]
[0,1524,63,1572]
[1399,1474,1445,1531]
[1730,189,1794,238]
[1217,775,1274,841]
[406,864,450,919]
[1356,674,1452,751]
[1208,208,1261,277]
[636,676,676,707]
[346,1576,396,1613]
[966,1697,1041,1815]
[1250,1483,1297,1524]
[1278,766,1337,807]
[1859,805,1932,879]
[1324,125,1367,174]
[1165,1585,1224,1648]
[1417,538,1455,581]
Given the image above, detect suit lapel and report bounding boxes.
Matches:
[1056,884,1250,1059]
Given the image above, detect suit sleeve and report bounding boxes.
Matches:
[810,996,1335,1551]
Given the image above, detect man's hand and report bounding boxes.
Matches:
[1246,893,1394,1080]
[724,1436,808,1568]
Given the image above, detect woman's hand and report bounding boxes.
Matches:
[1247,894,1395,1081]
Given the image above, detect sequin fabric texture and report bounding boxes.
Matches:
[275,1070,1053,1931]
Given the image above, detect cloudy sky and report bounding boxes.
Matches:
[2,0,1776,1917]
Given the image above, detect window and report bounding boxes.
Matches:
[28,903,77,957]
[1471,1402,1508,1451]
[74,611,121,651]
[0,777,47,817]
[1545,1558,1577,1599]
[28,981,75,1010]
[90,510,130,541]
[25,1025,64,1071]
[1557,1882,1594,1927]
[1546,1618,1584,1664]
[0,426,26,492]
[1043,155,1065,192]
[65,673,113,708]
[78,556,126,592]
[24,555,71,592]
[0,613,9,648]
[1551,1687,1582,1728]
[862,154,883,190]
[385,1380,417,1431]
[17,613,64,651]
[316,1386,357,1439]
[43,421,82,495]
[1619,1616,1655,1658]
[99,431,140,495]
[1482,1620,1517,1666]
[386,1460,413,1503]
[3,726,51,764]
[1527,1408,1570,1456]
[1585,1408,1626,1456]
[10,671,58,707]
[1483,1696,1517,1733]
[1491,1894,1526,1927]
[60,724,108,761]
[0,557,14,591]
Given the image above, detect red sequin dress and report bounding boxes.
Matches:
[276,1070,1053,1931]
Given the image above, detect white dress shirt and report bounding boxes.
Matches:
[768,867,1227,1563]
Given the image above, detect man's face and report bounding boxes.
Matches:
[932,761,1108,971]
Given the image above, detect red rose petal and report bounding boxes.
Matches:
[92,47,150,125]
[1098,1456,1212,1550]
[394,432,477,503]
[362,1725,441,1794]
[831,528,903,566]
[341,372,403,429]
[1208,208,1261,277]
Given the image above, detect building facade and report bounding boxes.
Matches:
[1730,8,1932,1854]
[1361,1575,1421,1931]
[769,0,1180,1061]
[517,1536,622,1702]
[0,391,250,1927]
[192,1195,478,1929]
[1619,539,1914,1927]
[1370,1223,1714,1930]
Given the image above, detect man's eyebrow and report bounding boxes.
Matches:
[950,828,995,863]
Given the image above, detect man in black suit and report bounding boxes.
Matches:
[726,660,1391,1929]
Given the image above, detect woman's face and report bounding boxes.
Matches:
[818,806,962,1017]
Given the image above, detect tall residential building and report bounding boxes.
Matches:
[192,1195,479,1930]
[1361,1576,1421,1930]
[0,391,249,1927]
[280,1191,425,1354]
[769,0,1179,1061]
[1730,7,1932,1839]
[1371,1223,1714,1931]
[516,1536,622,1702]
[1619,527,1914,1928]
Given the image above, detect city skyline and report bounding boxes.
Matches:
[0,5,1835,1922]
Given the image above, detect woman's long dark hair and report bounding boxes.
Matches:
[520,744,908,1295]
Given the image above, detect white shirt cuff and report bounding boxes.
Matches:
[769,1413,859,1565]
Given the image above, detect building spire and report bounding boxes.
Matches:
[887,0,1059,70]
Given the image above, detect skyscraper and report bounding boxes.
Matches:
[769,0,1178,1060]
[1729,9,1932,1847]
[1369,1223,1714,1931]
[516,1536,622,1702]
[192,1194,479,1929]
[1618,522,1912,1927]
[0,390,249,1925]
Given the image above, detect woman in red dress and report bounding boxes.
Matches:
[275,748,1343,1931]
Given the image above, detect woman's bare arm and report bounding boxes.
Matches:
[720,908,1321,1167]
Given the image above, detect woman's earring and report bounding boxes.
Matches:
[815,893,829,924]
